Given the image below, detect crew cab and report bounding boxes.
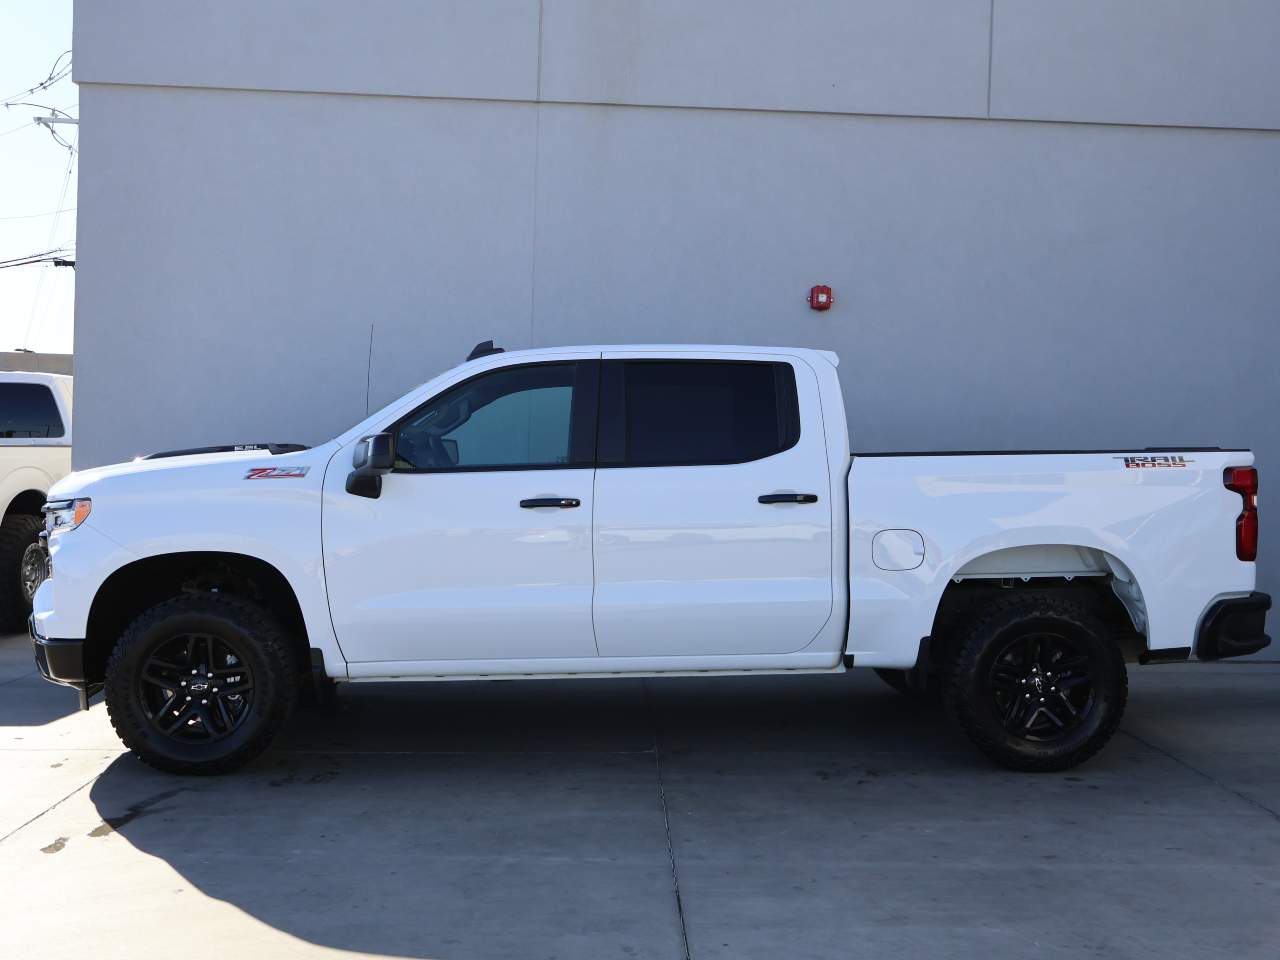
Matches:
[30,344,1269,774]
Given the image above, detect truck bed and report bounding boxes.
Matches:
[846,448,1257,667]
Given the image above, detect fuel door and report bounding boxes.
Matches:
[872,529,925,571]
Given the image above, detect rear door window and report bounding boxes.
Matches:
[598,360,800,467]
[0,383,64,438]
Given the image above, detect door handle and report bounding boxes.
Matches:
[520,497,581,509]
[758,493,819,504]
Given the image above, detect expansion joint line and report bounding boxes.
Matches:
[643,679,692,960]
[1123,729,1280,823]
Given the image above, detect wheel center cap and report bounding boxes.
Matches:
[189,679,209,694]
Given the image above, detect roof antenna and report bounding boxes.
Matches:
[467,340,504,361]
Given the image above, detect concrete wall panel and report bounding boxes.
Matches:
[73,85,537,466]
[74,0,540,102]
[992,0,1280,130]
[530,104,1280,597]
[70,1,1280,610]
[541,0,991,118]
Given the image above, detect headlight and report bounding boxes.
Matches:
[43,498,92,536]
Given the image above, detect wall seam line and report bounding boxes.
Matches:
[528,103,541,351]
[986,0,996,118]
[74,82,1280,137]
[529,0,544,349]
[535,0,544,102]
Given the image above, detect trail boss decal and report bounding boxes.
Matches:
[1114,455,1194,469]
[245,466,311,480]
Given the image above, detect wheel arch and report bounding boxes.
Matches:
[927,543,1149,668]
[4,488,48,517]
[84,551,311,685]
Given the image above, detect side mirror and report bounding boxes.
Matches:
[346,433,394,498]
[440,437,459,466]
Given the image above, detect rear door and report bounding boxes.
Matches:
[591,352,834,657]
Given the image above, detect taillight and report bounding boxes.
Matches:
[1224,466,1258,561]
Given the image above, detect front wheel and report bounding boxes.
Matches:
[104,594,298,775]
[945,593,1127,772]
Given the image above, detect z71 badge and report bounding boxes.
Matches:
[1114,455,1193,469]
[245,466,311,480]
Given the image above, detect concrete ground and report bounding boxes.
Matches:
[1,631,1278,960]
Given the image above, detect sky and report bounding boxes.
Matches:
[0,0,76,355]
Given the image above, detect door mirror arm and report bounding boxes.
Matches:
[346,433,395,499]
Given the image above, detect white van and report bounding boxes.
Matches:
[0,371,72,629]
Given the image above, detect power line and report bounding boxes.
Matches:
[0,119,35,138]
[8,101,75,119]
[0,207,76,222]
[0,103,76,139]
[44,125,76,152]
[1,51,77,153]
[0,247,74,269]
[2,53,78,349]
[23,132,78,347]
[0,50,72,106]
[0,256,74,270]
[9,102,78,151]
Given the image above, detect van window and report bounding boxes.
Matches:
[0,383,64,439]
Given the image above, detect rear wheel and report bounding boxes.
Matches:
[945,593,1126,772]
[0,514,44,630]
[104,593,298,775]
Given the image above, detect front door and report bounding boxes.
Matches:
[591,353,834,658]
[323,358,600,665]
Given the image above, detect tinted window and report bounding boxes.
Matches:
[600,361,799,466]
[394,362,594,470]
[0,383,64,439]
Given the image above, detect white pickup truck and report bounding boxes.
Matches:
[31,344,1269,775]
[0,371,72,630]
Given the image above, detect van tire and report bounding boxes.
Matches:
[0,514,43,630]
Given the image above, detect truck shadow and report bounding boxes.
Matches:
[0,674,83,726]
[0,632,84,726]
[75,667,1280,959]
[85,673,963,959]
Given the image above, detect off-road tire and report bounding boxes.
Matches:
[0,514,43,631]
[944,593,1127,772]
[104,593,298,775]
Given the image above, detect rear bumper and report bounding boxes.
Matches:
[1197,592,1272,661]
[30,617,96,709]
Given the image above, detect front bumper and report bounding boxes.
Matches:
[30,618,97,710]
[1197,592,1272,661]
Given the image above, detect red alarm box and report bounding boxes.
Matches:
[808,285,834,311]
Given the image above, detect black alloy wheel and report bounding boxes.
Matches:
[946,593,1127,772]
[987,631,1093,741]
[139,632,255,742]
[104,593,297,775]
